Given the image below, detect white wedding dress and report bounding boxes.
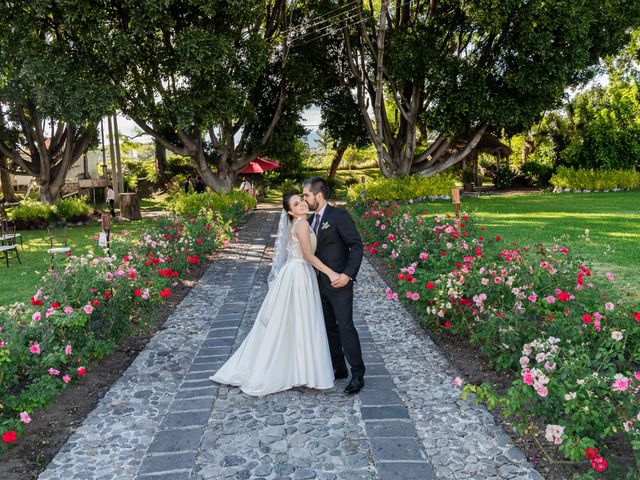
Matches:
[210,217,334,396]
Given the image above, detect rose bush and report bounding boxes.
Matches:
[0,194,249,449]
[350,200,640,477]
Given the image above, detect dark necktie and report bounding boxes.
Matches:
[313,213,321,234]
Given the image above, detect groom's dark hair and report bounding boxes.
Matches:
[302,176,330,200]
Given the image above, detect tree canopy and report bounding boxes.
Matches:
[316,0,640,177]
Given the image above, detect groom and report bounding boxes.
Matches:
[302,177,366,394]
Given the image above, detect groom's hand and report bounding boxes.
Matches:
[331,273,351,288]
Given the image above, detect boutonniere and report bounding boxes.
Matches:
[321,221,331,230]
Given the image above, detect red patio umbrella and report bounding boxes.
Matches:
[239,157,281,174]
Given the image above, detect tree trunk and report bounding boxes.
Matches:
[0,156,18,202]
[328,147,347,179]
[39,183,60,204]
[118,193,142,220]
[155,140,167,184]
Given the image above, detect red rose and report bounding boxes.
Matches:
[495,235,501,241]
[196,238,203,244]
[443,321,452,328]
[440,251,446,257]
[582,314,593,324]
[65,251,71,257]
[31,297,43,306]
[634,312,640,323]
[123,256,130,262]
[160,288,171,299]
[591,455,607,472]
[585,447,599,460]
[129,271,136,279]
[77,367,86,376]
[104,292,112,301]
[557,291,570,302]
[134,289,142,297]
[2,431,17,443]
[51,302,60,309]
[426,282,435,289]
[398,273,405,280]
[405,274,413,283]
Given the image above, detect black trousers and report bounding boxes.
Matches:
[319,282,366,377]
[108,199,115,217]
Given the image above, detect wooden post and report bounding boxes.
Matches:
[451,188,461,232]
[101,213,111,255]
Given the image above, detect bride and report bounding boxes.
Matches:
[210,193,337,396]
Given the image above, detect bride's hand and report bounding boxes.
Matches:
[328,271,340,284]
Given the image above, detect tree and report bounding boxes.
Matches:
[67,0,315,193]
[0,3,113,203]
[321,0,640,177]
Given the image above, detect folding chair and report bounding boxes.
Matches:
[0,223,21,267]
[47,226,71,269]
[0,220,22,247]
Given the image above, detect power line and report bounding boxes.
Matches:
[290,10,365,44]
[279,0,361,38]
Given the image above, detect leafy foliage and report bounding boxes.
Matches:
[348,174,456,202]
[550,167,640,191]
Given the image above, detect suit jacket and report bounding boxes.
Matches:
[312,204,363,287]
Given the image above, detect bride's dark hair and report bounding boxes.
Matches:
[282,192,299,222]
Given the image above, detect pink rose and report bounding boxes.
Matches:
[29,342,41,354]
[419,252,429,261]
[62,374,71,384]
[522,371,534,385]
[63,306,73,314]
[65,344,72,355]
[605,302,614,311]
[32,312,42,322]
[612,378,630,392]
[546,296,556,304]
[83,304,94,314]
[48,368,60,376]
[452,377,463,388]
[411,293,420,301]
[481,278,489,286]
[19,412,31,424]
[534,383,548,397]
[528,294,537,302]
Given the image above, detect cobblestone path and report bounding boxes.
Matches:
[39,210,543,480]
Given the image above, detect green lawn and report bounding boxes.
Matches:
[404,190,640,293]
[0,219,155,307]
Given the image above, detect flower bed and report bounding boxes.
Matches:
[0,193,253,449]
[350,200,640,477]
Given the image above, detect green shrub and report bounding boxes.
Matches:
[550,167,639,191]
[520,162,554,187]
[169,191,256,221]
[347,174,456,202]
[54,197,91,222]
[9,201,56,229]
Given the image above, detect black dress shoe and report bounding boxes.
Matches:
[334,369,349,380]
[344,375,364,394]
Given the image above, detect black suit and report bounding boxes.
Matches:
[313,205,366,377]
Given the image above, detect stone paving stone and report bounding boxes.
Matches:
[137,451,196,474]
[365,419,419,438]
[370,437,427,461]
[146,428,204,453]
[361,405,411,420]
[376,461,437,480]
[358,389,402,406]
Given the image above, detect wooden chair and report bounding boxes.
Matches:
[0,223,21,267]
[0,220,23,247]
[47,226,71,269]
